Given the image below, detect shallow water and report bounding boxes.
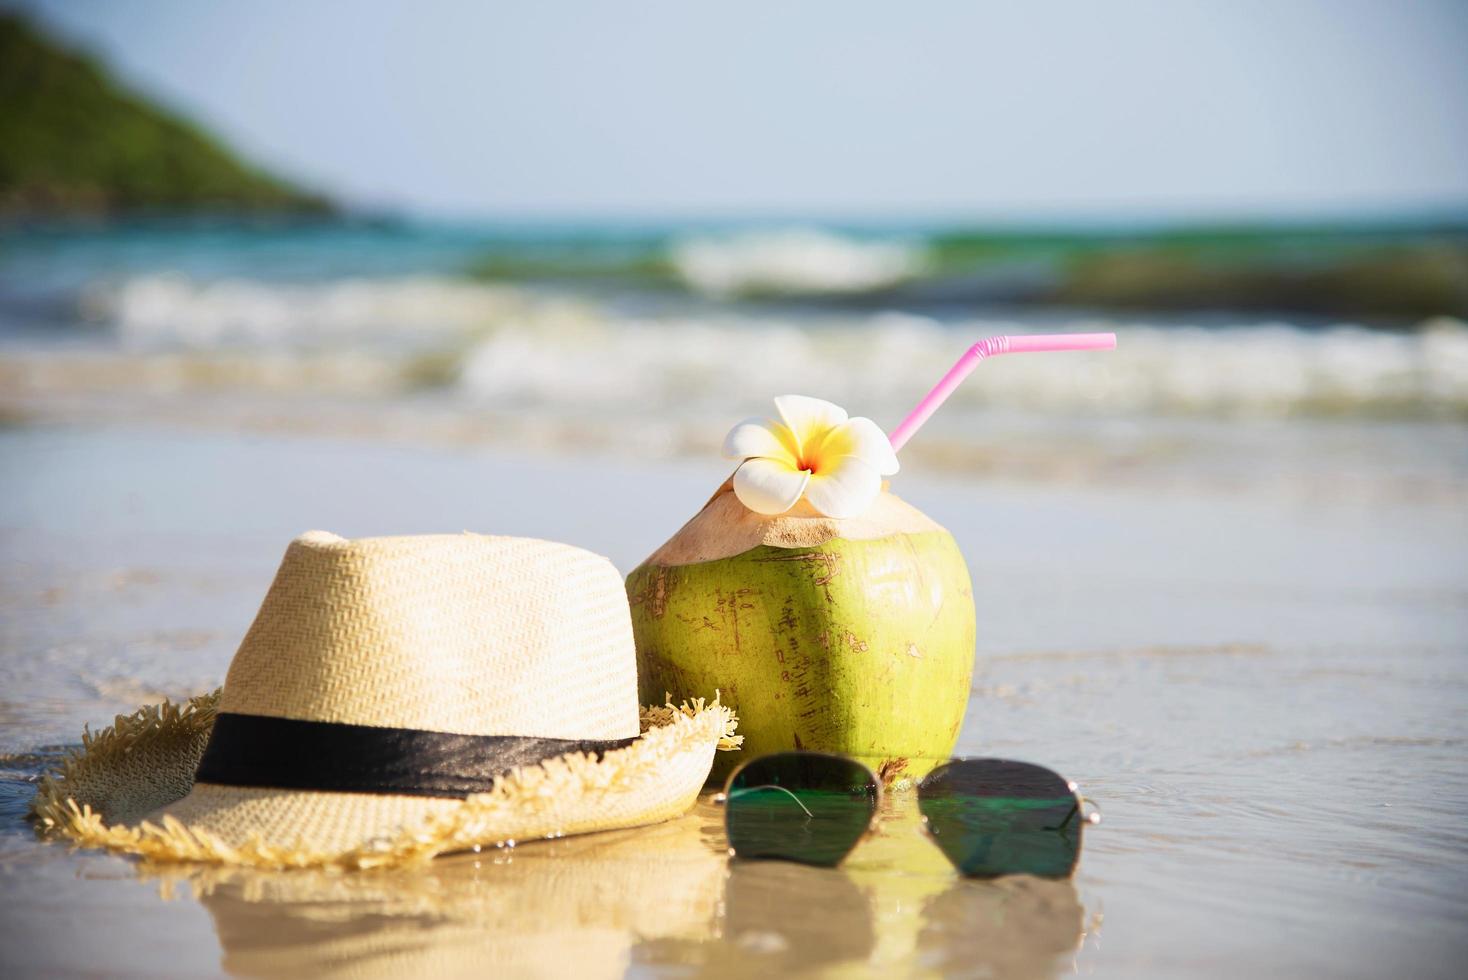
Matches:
[1,423,1465,977]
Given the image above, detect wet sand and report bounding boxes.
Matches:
[1,423,1466,978]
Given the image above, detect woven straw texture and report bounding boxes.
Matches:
[224,531,639,739]
[33,693,738,869]
[30,531,742,869]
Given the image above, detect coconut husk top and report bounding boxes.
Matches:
[641,476,945,567]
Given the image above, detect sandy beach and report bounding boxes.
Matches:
[2,418,1464,978]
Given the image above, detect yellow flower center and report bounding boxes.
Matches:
[789,424,850,477]
[779,423,837,476]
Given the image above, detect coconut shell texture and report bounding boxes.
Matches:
[628,483,975,783]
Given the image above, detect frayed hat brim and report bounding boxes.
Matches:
[31,691,740,871]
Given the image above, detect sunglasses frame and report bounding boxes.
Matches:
[714,750,1100,876]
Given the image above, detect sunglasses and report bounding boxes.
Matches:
[716,751,1099,879]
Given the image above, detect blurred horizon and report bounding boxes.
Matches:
[8,0,1468,223]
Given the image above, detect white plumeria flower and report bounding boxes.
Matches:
[722,395,900,519]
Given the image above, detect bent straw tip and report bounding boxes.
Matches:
[891,331,1117,452]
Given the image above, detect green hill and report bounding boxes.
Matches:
[0,13,330,216]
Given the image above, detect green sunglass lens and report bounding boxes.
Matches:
[918,759,1084,879]
[724,752,878,867]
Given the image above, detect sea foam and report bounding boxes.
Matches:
[668,229,927,296]
[50,273,1468,421]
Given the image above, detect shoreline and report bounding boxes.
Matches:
[1,421,1465,977]
[3,386,1466,510]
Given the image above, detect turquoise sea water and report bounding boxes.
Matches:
[5,214,1466,308]
[3,218,1466,507]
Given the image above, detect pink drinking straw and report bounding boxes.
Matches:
[887,333,1117,452]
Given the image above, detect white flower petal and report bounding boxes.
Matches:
[802,456,881,519]
[819,417,900,476]
[722,417,798,466]
[774,395,848,454]
[733,458,812,515]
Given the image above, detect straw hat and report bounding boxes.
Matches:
[31,531,740,870]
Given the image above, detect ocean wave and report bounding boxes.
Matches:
[458,310,1468,422]
[667,229,927,297]
[23,273,1468,421]
[79,273,530,350]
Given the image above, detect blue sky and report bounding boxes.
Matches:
[15,0,1468,220]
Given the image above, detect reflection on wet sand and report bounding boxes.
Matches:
[143,793,1088,979]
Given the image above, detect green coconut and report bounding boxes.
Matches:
[627,478,975,784]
